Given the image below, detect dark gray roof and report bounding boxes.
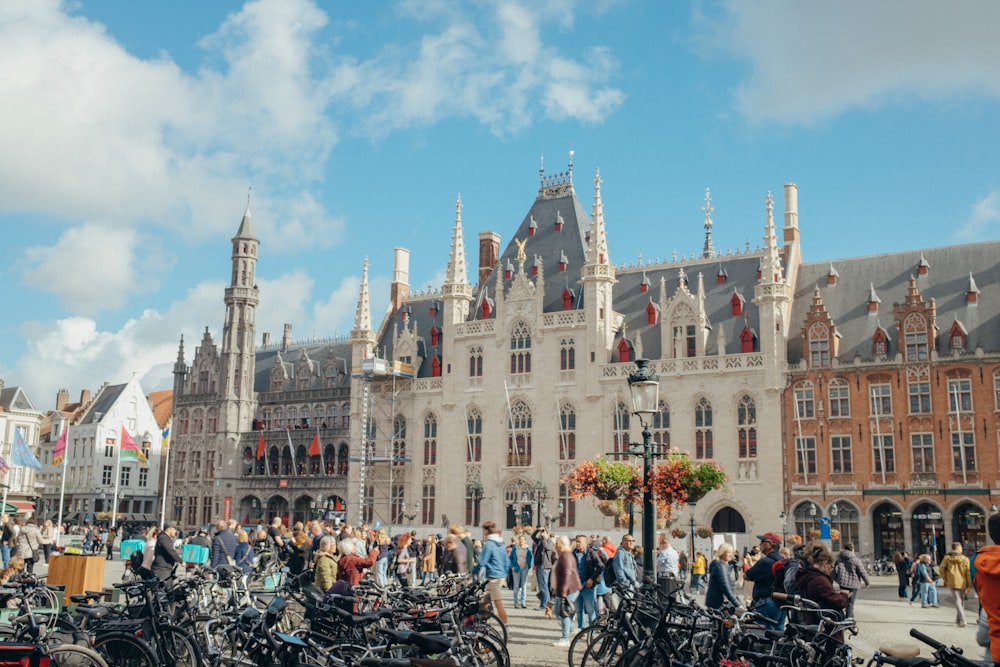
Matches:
[788,241,1000,363]
[375,296,441,379]
[612,254,764,361]
[477,186,591,315]
[253,340,353,393]
[0,386,35,412]
[79,384,127,424]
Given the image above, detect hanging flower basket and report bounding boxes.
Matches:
[788,534,804,546]
[670,528,687,539]
[597,499,627,519]
[830,528,840,541]
[808,529,821,540]
[563,460,641,502]
[695,526,713,539]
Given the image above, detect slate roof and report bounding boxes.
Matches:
[253,341,353,393]
[79,384,127,424]
[788,241,1000,363]
[0,386,35,412]
[612,253,765,360]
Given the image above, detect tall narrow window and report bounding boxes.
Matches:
[466,409,482,462]
[903,313,928,362]
[795,437,816,474]
[421,484,435,525]
[651,401,670,450]
[830,435,852,473]
[560,339,575,370]
[908,382,931,414]
[869,383,892,416]
[995,373,1000,410]
[694,398,713,459]
[947,378,973,412]
[873,434,895,473]
[612,402,630,461]
[911,433,934,473]
[392,416,406,467]
[794,383,815,419]
[469,346,483,377]
[510,322,532,374]
[951,432,976,472]
[423,414,437,466]
[828,379,850,417]
[507,401,532,467]
[558,483,575,528]
[737,395,757,459]
[558,404,576,460]
[808,323,830,367]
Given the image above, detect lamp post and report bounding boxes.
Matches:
[779,511,787,546]
[402,501,419,525]
[533,480,547,529]
[627,358,660,583]
[467,478,484,527]
[688,503,697,567]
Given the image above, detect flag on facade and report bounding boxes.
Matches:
[0,456,9,479]
[256,431,266,459]
[52,427,68,468]
[286,428,297,475]
[11,429,41,470]
[120,426,149,467]
[161,425,170,450]
[308,431,320,457]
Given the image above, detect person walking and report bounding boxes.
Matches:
[939,541,973,627]
[915,553,939,608]
[531,527,556,612]
[476,522,509,626]
[16,517,42,575]
[893,551,911,601]
[572,534,604,629]
[832,542,869,619]
[508,534,533,608]
[656,534,679,578]
[705,543,744,612]
[40,520,54,564]
[234,529,255,574]
[312,535,338,593]
[691,551,708,593]
[551,535,582,648]
[210,519,238,569]
[973,512,1000,666]
[152,522,182,581]
[393,533,417,588]
[612,535,638,590]
[421,535,438,586]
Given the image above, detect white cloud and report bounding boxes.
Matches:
[955,190,1000,241]
[704,0,1000,124]
[22,224,145,313]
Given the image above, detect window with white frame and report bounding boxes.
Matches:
[829,379,850,418]
[869,383,892,416]
[908,382,931,414]
[951,431,976,472]
[831,435,852,473]
[794,383,815,419]
[795,437,816,474]
[947,378,972,412]
[911,433,934,473]
[873,434,895,473]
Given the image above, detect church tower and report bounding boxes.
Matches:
[581,169,617,385]
[220,200,260,432]
[753,191,791,389]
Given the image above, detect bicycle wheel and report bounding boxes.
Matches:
[568,625,607,667]
[477,610,508,645]
[618,642,671,667]
[154,624,203,667]
[579,630,629,667]
[47,644,111,667]
[93,630,159,667]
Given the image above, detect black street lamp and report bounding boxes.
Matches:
[627,358,660,583]
[533,480,547,528]
[779,510,787,546]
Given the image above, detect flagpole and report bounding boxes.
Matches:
[158,421,170,529]
[1,434,10,517]
[111,427,122,530]
[56,423,69,549]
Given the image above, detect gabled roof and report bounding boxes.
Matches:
[79,384,127,424]
[789,241,1000,363]
[253,341,353,393]
[0,386,35,412]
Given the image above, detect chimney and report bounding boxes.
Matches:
[79,389,91,406]
[262,332,270,347]
[390,247,411,312]
[56,388,69,411]
[478,231,500,286]
[282,324,292,351]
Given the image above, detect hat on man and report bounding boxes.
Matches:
[756,532,782,546]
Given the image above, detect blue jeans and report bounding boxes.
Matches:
[556,591,580,640]
[421,569,436,586]
[577,586,598,629]
[512,568,529,605]
[753,596,786,631]
[919,582,938,607]
[1,544,9,568]
[691,573,704,591]
[375,558,389,587]
[536,567,551,609]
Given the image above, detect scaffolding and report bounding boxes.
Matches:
[352,357,414,531]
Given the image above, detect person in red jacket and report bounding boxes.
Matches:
[335,537,379,587]
[975,512,1000,666]
[796,543,849,642]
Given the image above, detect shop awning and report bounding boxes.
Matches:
[1,502,35,514]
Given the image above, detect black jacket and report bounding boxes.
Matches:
[152,532,182,580]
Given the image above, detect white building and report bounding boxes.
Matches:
[0,380,43,515]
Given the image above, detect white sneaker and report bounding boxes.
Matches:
[553,638,572,647]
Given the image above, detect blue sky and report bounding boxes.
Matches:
[1,0,998,407]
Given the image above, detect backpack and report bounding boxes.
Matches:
[771,559,787,594]
[603,556,618,587]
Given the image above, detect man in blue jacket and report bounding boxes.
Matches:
[745,532,785,630]
[476,521,509,626]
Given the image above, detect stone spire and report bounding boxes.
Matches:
[587,169,610,266]
[760,191,784,283]
[445,195,469,285]
[701,187,715,259]
[354,257,372,332]
[236,188,255,239]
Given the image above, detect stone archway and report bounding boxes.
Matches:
[872,501,904,558]
[952,501,988,552]
[710,506,746,533]
[266,496,289,525]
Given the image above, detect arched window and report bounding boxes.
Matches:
[510,322,531,374]
[466,408,482,462]
[808,322,830,368]
[613,402,630,460]
[558,404,576,460]
[737,395,756,459]
[469,346,483,377]
[423,414,437,466]
[903,313,929,362]
[507,401,532,467]
[560,339,575,370]
[695,398,713,459]
[421,484,435,526]
[192,409,204,434]
[392,416,406,467]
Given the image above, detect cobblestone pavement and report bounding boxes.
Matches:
[35,558,990,666]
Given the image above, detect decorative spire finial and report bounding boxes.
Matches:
[702,187,715,259]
